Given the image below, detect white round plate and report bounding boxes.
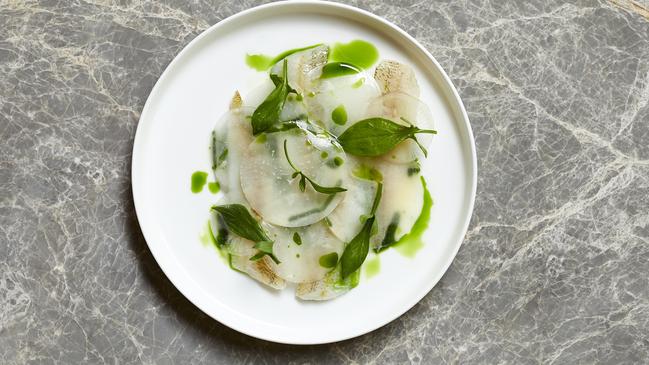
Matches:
[132,0,476,345]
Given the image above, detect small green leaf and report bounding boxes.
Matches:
[283,139,347,195]
[211,130,228,170]
[293,232,302,245]
[211,204,270,243]
[340,183,383,278]
[338,118,437,157]
[251,59,290,135]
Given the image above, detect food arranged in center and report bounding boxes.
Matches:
[204,40,436,300]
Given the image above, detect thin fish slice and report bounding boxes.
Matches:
[371,160,424,248]
[229,255,287,290]
[295,266,357,301]
[373,59,420,97]
[270,45,329,94]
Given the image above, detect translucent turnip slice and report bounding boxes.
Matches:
[265,222,344,283]
[326,171,378,242]
[365,92,435,163]
[305,71,381,136]
[212,107,254,205]
[239,129,348,227]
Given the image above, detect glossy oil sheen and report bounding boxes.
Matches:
[330,40,379,69]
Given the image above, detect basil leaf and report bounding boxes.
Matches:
[251,59,290,135]
[340,216,374,278]
[307,178,347,194]
[340,183,383,278]
[211,204,270,243]
[283,139,347,195]
[338,118,437,157]
[250,240,280,264]
[211,130,228,170]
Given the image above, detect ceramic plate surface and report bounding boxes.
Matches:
[132,0,476,344]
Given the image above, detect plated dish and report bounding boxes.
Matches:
[132,1,476,344]
[202,40,437,300]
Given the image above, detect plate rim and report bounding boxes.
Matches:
[132,0,477,345]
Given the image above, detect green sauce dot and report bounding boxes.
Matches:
[191,171,208,193]
[320,151,329,159]
[333,157,344,166]
[319,252,339,268]
[208,181,220,194]
[255,134,267,143]
[331,105,348,125]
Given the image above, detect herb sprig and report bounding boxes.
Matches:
[283,140,347,195]
[251,59,290,135]
[338,117,437,157]
[340,182,383,278]
[211,204,280,264]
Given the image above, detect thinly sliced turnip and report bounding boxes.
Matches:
[326,169,378,242]
[305,71,381,136]
[265,222,344,283]
[212,107,254,205]
[240,128,348,227]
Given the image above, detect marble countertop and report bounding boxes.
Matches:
[2,0,649,363]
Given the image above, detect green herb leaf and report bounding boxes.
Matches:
[293,232,302,245]
[340,183,383,278]
[211,131,228,170]
[338,117,437,157]
[283,139,347,195]
[211,204,270,242]
[250,240,280,264]
[251,59,290,135]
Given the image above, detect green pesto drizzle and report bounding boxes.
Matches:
[191,171,208,193]
[245,44,322,71]
[330,40,379,69]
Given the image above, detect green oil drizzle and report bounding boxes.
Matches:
[191,171,208,193]
[364,255,380,278]
[393,177,433,257]
[352,77,365,88]
[320,62,361,79]
[330,40,379,69]
[319,252,339,268]
[200,220,228,262]
[208,181,220,194]
[245,43,322,71]
[331,105,348,125]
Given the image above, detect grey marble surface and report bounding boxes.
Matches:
[2,0,649,363]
